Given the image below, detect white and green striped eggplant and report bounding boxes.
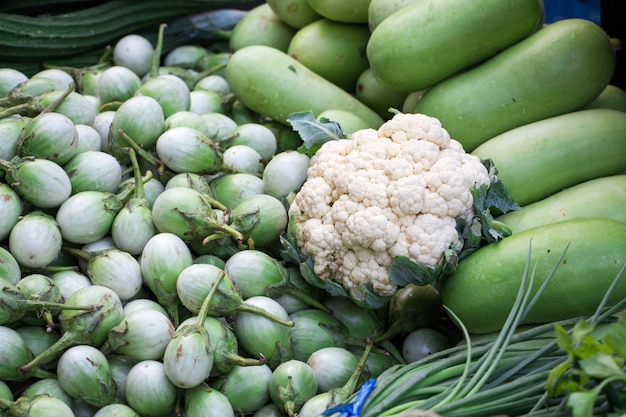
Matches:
[15,273,63,326]
[17,112,79,165]
[0,68,28,96]
[0,116,25,161]
[288,308,349,362]
[233,295,293,365]
[150,186,228,241]
[92,111,116,152]
[0,381,11,401]
[55,190,126,244]
[140,232,194,317]
[20,378,73,407]
[124,360,177,417]
[97,66,141,105]
[209,172,264,209]
[122,298,168,317]
[113,34,155,78]
[59,286,123,346]
[251,403,286,417]
[105,308,175,361]
[0,183,22,241]
[222,144,264,175]
[163,323,214,388]
[142,177,166,206]
[179,315,266,377]
[108,354,137,403]
[199,112,238,142]
[108,95,165,158]
[48,270,91,302]
[74,124,102,153]
[2,157,72,208]
[93,403,141,417]
[84,249,143,301]
[163,44,209,68]
[17,285,124,376]
[15,326,61,363]
[155,126,221,174]
[195,74,230,95]
[31,69,74,91]
[0,247,21,286]
[111,198,156,255]
[137,74,191,118]
[75,67,104,97]
[189,89,224,114]
[184,384,235,417]
[0,395,76,417]
[228,193,288,247]
[262,150,310,199]
[17,76,58,97]
[306,346,358,392]
[176,264,294,328]
[164,110,212,137]
[223,249,288,299]
[64,150,123,194]
[39,90,98,125]
[0,326,38,381]
[229,123,278,161]
[56,344,117,408]
[268,359,318,416]
[164,172,207,190]
[9,211,62,269]
[212,364,273,414]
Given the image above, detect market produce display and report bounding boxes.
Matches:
[1,0,626,416]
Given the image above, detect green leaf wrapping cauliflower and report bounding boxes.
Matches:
[285,112,511,304]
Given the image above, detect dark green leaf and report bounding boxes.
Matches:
[571,320,597,346]
[349,283,392,310]
[388,256,438,287]
[567,389,601,417]
[603,315,626,359]
[579,353,626,380]
[287,111,345,157]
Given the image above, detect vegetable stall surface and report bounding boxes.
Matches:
[0,1,625,416]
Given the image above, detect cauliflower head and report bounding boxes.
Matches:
[288,112,491,299]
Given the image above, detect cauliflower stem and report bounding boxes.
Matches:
[280,111,519,309]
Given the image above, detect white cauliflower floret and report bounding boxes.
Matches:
[289,113,491,299]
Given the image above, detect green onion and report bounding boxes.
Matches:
[329,243,626,417]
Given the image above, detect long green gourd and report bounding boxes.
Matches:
[414,18,616,152]
[0,0,255,60]
[440,217,626,335]
[471,108,626,206]
[226,45,384,128]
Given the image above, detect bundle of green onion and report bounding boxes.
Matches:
[327,244,626,417]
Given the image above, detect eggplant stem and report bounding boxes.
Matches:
[196,271,226,326]
[41,82,75,114]
[236,302,295,328]
[116,129,160,168]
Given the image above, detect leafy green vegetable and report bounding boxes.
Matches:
[546,276,626,417]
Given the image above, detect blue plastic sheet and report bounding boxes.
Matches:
[543,0,601,24]
[320,379,377,417]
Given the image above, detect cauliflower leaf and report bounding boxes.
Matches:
[287,111,345,157]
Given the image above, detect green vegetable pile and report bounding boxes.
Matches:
[1,0,626,416]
